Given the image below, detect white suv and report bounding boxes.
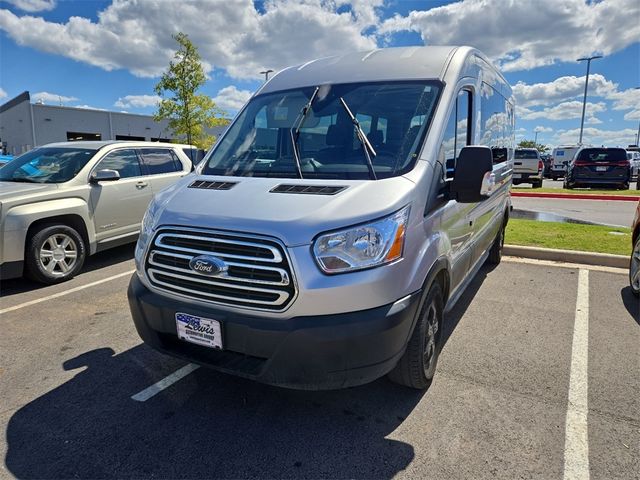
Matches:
[0,141,194,283]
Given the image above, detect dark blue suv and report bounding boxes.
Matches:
[564,147,631,190]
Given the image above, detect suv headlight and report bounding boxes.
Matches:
[313,206,409,274]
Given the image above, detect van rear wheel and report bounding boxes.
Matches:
[25,224,86,284]
[388,282,443,389]
[487,219,506,265]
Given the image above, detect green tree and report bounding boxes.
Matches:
[154,32,228,150]
[518,139,549,153]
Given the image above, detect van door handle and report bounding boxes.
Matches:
[136,181,149,189]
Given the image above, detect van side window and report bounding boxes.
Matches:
[440,90,471,179]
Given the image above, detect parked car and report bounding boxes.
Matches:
[626,150,640,180]
[551,145,580,180]
[0,141,193,283]
[631,200,640,296]
[128,46,515,390]
[513,148,543,188]
[563,147,631,190]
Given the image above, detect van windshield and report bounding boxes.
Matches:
[201,81,442,180]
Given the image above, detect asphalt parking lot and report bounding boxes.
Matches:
[0,246,638,479]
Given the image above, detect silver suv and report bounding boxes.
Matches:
[0,141,193,283]
[128,46,515,390]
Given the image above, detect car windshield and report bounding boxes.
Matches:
[576,148,627,162]
[201,81,441,180]
[515,150,538,159]
[0,147,97,183]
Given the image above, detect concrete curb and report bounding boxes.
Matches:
[504,244,629,269]
[511,191,640,202]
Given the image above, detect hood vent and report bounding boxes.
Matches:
[270,184,347,195]
[188,180,238,190]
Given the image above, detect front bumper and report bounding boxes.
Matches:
[128,274,422,390]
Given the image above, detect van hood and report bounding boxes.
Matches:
[0,181,58,202]
[155,175,415,246]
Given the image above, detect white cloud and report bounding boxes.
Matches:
[4,0,56,12]
[0,0,380,79]
[552,127,638,147]
[32,91,78,104]
[74,104,106,111]
[0,87,7,99]
[379,0,640,72]
[513,74,618,108]
[114,94,161,109]
[213,86,253,112]
[518,100,606,123]
[534,126,553,133]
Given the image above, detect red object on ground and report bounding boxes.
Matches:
[511,191,640,202]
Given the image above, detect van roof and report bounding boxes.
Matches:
[259,46,461,94]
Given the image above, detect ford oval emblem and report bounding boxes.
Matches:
[188,255,228,276]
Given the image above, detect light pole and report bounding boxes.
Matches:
[260,69,274,82]
[577,55,602,145]
[635,87,640,146]
[534,129,539,145]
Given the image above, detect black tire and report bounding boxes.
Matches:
[620,182,630,190]
[486,218,506,265]
[631,237,640,297]
[25,224,86,284]
[388,282,444,389]
[532,180,543,189]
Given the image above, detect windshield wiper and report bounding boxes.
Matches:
[289,86,320,179]
[338,97,377,180]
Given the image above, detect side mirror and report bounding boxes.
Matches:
[450,146,494,203]
[90,169,120,183]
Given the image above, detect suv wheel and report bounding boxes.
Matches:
[388,281,443,389]
[487,219,506,265]
[25,224,86,284]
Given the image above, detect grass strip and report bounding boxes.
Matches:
[505,219,632,256]
[511,187,640,196]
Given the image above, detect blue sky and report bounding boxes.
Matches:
[0,0,638,148]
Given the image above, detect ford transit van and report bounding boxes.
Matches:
[128,46,515,390]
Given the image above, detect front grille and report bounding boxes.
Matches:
[146,228,296,311]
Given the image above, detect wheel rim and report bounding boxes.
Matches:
[631,240,640,291]
[38,233,78,277]
[422,302,439,373]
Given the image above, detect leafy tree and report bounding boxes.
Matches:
[154,32,228,149]
[518,139,549,153]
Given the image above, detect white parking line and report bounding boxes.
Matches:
[564,269,590,480]
[0,269,135,315]
[131,363,200,402]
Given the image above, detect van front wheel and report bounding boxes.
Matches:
[388,282,443,389]
[487,219,506,265]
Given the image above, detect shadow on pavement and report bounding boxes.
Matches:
[5,344,424,479]
[0,243,135,297]
[620,286,639,325]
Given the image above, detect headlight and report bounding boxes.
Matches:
[313,205,410,274]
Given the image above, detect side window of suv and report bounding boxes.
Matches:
[95,149,142,178]
[139,148,183,175]
[440,90,471,179]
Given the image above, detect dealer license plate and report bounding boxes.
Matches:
[175,312,222,349]
[596,166,607,172]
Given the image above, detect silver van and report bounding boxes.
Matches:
[128,46,515,390]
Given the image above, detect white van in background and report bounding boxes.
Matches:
[551,145,580,180]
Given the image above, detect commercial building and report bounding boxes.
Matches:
[0,91,226,155]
